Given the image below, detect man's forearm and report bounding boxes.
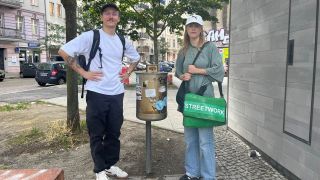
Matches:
[66,56,87,77]
[58,50,86,77]
[126,61,139,75]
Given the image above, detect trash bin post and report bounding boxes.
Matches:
[135,72,168,175]
[146,121,152,174]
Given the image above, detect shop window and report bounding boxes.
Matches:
[33,52,40,63]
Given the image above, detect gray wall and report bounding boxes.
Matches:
[229,0,320,179]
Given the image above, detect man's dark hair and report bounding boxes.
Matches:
[101,3,120,14]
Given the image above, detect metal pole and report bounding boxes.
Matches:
[146,121,152,174]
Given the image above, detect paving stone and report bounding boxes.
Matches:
[214,127,287,180]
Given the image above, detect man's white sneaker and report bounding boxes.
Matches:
[105,166,128,179]
[96,171,109,180]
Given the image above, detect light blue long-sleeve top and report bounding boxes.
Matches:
[175,42,224,97]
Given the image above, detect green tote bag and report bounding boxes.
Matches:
[183,93,226,128]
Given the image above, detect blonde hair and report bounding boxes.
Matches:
[181,26,205,55]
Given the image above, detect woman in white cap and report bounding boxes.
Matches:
[175,14,224,180]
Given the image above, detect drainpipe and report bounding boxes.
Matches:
[43,0,48,62]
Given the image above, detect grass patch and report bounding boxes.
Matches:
[0,164,10,169]
[45,121,74,148]
[8,127,44,145]
[0,102,30,112]
[44,120,88,149]
[80,120,87,131]
[6,120,89,155]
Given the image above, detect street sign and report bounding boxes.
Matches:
[28,42,40,48]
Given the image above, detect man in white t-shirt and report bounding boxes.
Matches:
[58,3,140,180]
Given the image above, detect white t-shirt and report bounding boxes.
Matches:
[61,29,140,95]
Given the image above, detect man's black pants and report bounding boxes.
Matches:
[86,90,124,173]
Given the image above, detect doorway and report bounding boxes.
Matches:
[0,48,4,70]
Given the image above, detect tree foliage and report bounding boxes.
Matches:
[45,23,66,55]
[81,0,228,64]
[159,37,169,61]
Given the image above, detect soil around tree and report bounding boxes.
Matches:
[0,103,185,179]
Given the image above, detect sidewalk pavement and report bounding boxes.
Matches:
[5,72,20,79]
[42,73,286,180]
[43,73,228,134]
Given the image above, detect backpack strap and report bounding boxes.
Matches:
[85,29,100,71]
[81,29,100,98]
[116,32,126,61]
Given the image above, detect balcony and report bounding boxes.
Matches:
[0,27,24,41]
[139,32,150,40]
[137,45,151,54]
[0,0,22,8]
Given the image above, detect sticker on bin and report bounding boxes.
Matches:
[145,89,156,98]
[136,86,142,95]
[158,86,166,92]
[137,96,142,100]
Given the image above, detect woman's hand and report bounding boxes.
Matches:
[83,71,103,81]
[180,73,192,81]
[224,64,229,73]
[188,65,207,75]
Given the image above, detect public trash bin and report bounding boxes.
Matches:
[135,71,168,174]
[136,72,168,121]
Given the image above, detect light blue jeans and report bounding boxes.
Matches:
[184,127,216,180]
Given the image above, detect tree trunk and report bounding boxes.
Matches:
[153,36,159,65]
[61,0,80,133]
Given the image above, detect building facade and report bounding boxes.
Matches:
[229,0,320,179]
[45,0,65,57]
[0,0,46,74]
[204,3,230,64]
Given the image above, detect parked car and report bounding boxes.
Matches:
[159,63,172,72]
[136,62,147,71]
[0,69,5,82]
[50,55,64,62]
[35,62,66,86]
[20,62,38,78]
[167,61,175,68]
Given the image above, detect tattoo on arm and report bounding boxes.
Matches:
[66,56,75,66]
[66,56,81,70]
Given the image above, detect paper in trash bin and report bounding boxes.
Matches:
[145,89,156,98]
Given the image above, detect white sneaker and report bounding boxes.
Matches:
[96,171,109,180]
[105,166,128,179]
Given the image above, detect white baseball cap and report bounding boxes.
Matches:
[185,15,203,26]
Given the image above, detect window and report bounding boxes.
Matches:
[0,14,3,28]
[0,14,3,36]
[49,2,54,16]
[31,0,38,6]
[31,18,39,35]
[57,3,62,17]
[16,13,24,33]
